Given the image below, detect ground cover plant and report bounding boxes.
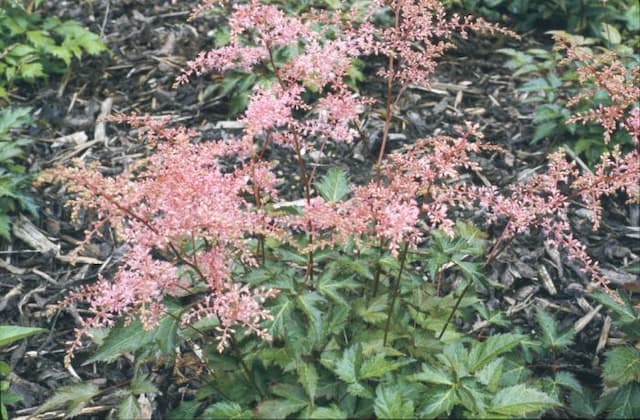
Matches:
[20,0,640,418]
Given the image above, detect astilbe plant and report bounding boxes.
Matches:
[37,0,518,363]
[38,2,639,411]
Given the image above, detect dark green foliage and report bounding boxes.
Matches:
[498,34,638,165]
[0,106,36,239]
[444,0,640,46]
[0,0,107,99]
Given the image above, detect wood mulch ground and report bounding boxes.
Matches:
[1,1,638,418]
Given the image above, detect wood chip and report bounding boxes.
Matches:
[51,131,88,148]
[94,97,114,145]
[12,215,59,255]
[595,315,612,354]
[538,265,557,295]
[574,304,602,333]
[0,258,26,274]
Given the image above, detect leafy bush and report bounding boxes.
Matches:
[499,31,639,164]
[0,0,107,99]
[0,325,47,419]
[37,0,638,418]
[443,0,640,47]
[0,106,36,239]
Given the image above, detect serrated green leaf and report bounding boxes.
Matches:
[476,357,504,393]
[297,363,318,403]
[0,107,32,138]
[130,375,158,395]
[118,395,140,420]
[355,294,388,324]
[0,215,10,241]
[359,353,410,379]
[600,23,621,45]
[533,121,559,142]
[296,291,325,337]
[335,344,360,384]
[457,377,488,415]
[315,167,350,202]
[202,401,252,419]
[374,385,414,419]
[467,333,525,372]
[36,383,100,414]
[168,400,201,420]
[310,404,347,419]
[411,364,454,386]
[535,307,574,350]
[439,340,469,377]
[591,291,638,324]
[490,384,559,416]
[346,382,373,399]
[255,399,307,418]
[0,325,47,346]
[555,371,582,393]
[48,45,73,65]
[419,386,457,418]
[26,30,54,48]
[19,62,44,80]
[569,388,599,418]
[317,272,360,306]
[601,383,640,419]
[603,346,640,386]
[83,318,153,364]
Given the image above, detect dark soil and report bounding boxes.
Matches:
[1,1,638,419]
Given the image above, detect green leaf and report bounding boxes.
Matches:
[569,388,599,418]
[26,30,54,48]
[360,353,411,379]
[48,45,73,65]
[603,346,640,386]
[315,167,350,202]
[467,333,525,371]
[83,318,153,364]
[297,363,318,403]
[555,371,582,393]
[476,357,504,393]
[374,385,414,419]
[535,307,575,350]
[457,377,488,415]
[490,384,559,416]
[0,107,32,138]
[310,404,347,419]
[19,62,44,80]
[533,121,559,142]
[168,401,202,420]
[317,271,360,306]
[600,23,621,45]
[355,294,388,324]
[602,383,640,419]
[335,345,360,384]
[36,383,100,415]
[130,375,158,395]
[118,395,140,420]
[296,291,325,337]
[0,215,10,241]
[0,325,47,346]
[255,399,307,418]
[202,401,253,419]
[346,382,373,399]
[419,386,457,418]
[519,77,550,93]
[411,364,455,386]
[591,291,638,324]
